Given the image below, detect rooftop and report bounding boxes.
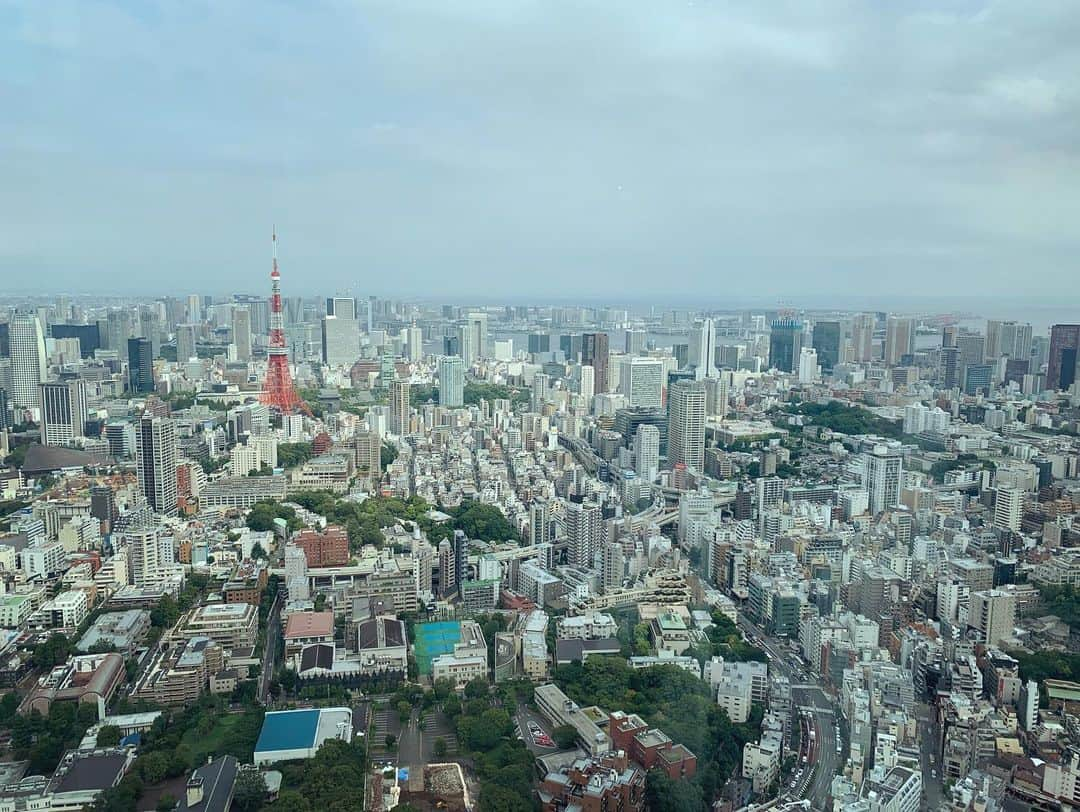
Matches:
[284,612,334,640]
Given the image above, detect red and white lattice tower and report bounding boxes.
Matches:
[260,229,307,414]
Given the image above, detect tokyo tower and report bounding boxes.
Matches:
[260,229,307,414]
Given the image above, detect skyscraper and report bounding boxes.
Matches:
[668,379,706,472]
[811,321,842,372]
[136,412,178,515]
[176,324,197,362]
[528,332,550,354]
[123,527,161,587]
[232,307,252,361]
[768,320,802,373]
[326,297,357,320]
[851,313,875,362]
[624,329,646,356]
[39,379,87,447]
[321,315,360,366]
[531,373,551,411]
[8,313,47,410]
[940,346,961,389]
[565,501,601,568]
[884,316,915,366]
[633,423,660,482]
[389,379,410,437]
[438,356,464,408]
[404,325,423,362]
[689,318,716,378]
[619,357,664,409]
[866,445,902,515]
[127,337,154,393]
[579,365,595,401]
[1047,324,1080,391]
[582,332,609,393]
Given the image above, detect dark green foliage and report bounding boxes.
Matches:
[276,442,315,469]
[555,656,764,808]
[96,725,122,747]
[380,442,398,469]
[232,769,268,812]
[1008,647,1080,693]
[246,500,302,533]
[271,738,367,809]
[694,613,768,664]
[30,633,75,668]
[784,401,903,439]
[552,724,578,749]
[463,382,530,408]
[1036,584,1080,630]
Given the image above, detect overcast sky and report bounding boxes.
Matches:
[2,1,1079,302]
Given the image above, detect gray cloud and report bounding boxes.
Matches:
[1,0,1078,301]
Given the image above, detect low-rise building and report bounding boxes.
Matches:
[538,752,646,812]
[77,610,151,655]
[179,603,258,650]
[133,636,224,705]
[608,710,697,779]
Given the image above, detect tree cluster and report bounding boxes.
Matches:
[246,500,302,533]
[555,656,765,808]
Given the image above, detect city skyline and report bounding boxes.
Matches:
[4,2,1080,298]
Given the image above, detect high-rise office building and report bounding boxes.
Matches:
[985,320,1033,363]
[668,379,706,472]
[851,313,875,362]
[136,412,178,515]
[139,309,162,358]
[8,313,47,410]
[456,322,478,367]
[884,316,915,366]
[582,332,609,393]
[123,528,161,587]
[467,312,488,360]
[579,365,595,401]
[326,297,357,320]
[404,325,423,362]
[528,333,550,354]
[127,337,154,393]
[993,487,1023,532]
[633,424,660,482]
[1047,324,1080,391]
[232,307,252,361]
[39,379,87,447]
[560,334,583,362]
[955,332,985,370]
[811,321,842,372]
[176,324,197,362]
[624,329,647,356]
[768,320,802,373]
[689,318,715,378]
[566,501,601,568]
[964,364,993,396]
[619,357,664,409]
[438,356,464,408]
[940,347,961,389]
[50,324,101,358]
[529,499,550,547]
[531,373,551,411]
[186,294,202,322]
[321,315,360,366]
[389,379,410,437]
[866,446,902,515]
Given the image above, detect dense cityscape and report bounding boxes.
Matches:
[0,262,1077,812]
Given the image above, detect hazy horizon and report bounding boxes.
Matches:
[4,2,1080,300]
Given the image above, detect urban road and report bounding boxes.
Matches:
[260,586,284,704]
[736,611,840,811]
